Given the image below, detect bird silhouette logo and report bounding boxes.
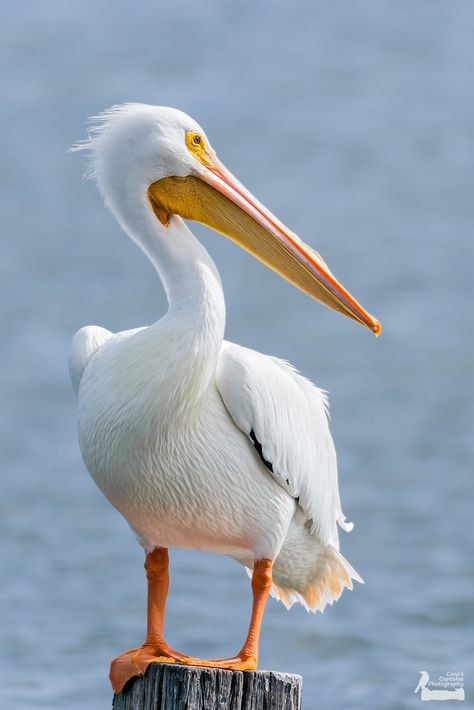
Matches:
[414,671,465,702]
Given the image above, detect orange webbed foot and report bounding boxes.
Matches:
[110,643,189,694]
[177,654,258,671]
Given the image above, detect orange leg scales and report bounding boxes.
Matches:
[109,549,272,694]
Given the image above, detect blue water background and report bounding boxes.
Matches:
[1,2,473,708]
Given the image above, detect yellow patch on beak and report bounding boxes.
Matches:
[185,130,215,169]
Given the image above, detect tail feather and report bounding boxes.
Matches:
[241,514,363,614]
[267,548,363,613]
[244,547,362,613]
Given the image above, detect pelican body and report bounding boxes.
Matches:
[70,104,380,693]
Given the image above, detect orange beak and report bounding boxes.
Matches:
[148,157,381,335]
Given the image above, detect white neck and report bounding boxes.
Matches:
[108,187,226,379]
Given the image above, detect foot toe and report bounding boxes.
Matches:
[177,655,257,671]
[110,645,188,693]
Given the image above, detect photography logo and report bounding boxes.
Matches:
[414,671,464,702]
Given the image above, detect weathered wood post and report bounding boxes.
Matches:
[113,662,302,710]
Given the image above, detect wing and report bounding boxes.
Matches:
[69,325,113,395]
[216,341,353,547]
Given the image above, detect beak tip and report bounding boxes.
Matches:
[371,319,382,337]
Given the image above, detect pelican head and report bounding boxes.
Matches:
[75,103,380,334]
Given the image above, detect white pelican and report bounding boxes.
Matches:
[70,104,380,694]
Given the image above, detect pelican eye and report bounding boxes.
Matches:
[185,130,213,168]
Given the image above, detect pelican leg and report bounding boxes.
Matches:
[109,547,189,693]
[179,558,273,670]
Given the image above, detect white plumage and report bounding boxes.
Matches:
[70,104,377,647]
[72,323,360,612]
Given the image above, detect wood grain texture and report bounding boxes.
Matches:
[112,662,302,710]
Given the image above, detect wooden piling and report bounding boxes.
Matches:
[112,662,302,710]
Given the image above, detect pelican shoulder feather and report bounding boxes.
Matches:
[69,325,113,395]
